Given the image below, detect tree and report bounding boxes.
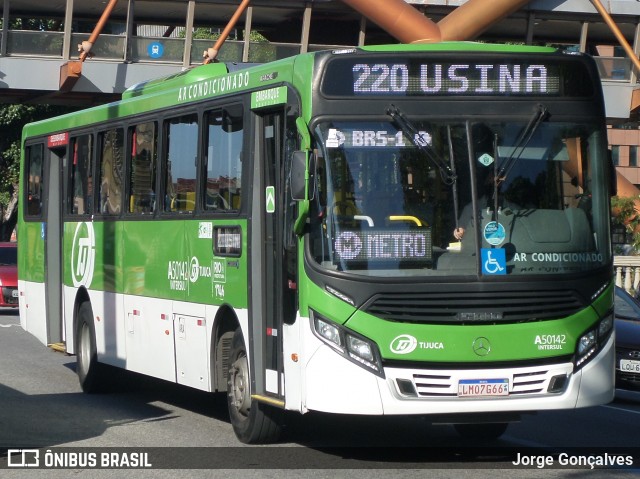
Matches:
[184,27,274,63]
[611,195,640,252]
[0,104,75,241]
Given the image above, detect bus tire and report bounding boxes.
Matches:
[227,327,282,444]
[75,302,107,394]
[453,422,509,440]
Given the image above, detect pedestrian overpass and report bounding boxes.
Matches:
[0,0,638,120]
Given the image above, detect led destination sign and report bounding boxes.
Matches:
[322,56,593,97]
[334,230,432,263]
[352,63,556,95]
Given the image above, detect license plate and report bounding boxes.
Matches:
[458,379,509,397]
[11,290,18,298]
[620,359,640,373]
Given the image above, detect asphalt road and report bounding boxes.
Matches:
[0,308,638,478]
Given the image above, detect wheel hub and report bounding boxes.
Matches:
[229,355,251,416]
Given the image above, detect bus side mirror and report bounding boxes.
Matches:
[291,150,309,201]
[608,149,617,197]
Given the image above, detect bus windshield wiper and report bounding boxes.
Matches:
[496,103,548,186]
[387,104,456,184]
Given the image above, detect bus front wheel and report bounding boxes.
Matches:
[227,327,282,444]
[75,302,107,393]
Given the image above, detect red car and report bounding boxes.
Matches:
[0,242,18,308]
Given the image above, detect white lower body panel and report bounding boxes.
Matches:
[285,317,615,417]
[58,285,249,393]
[19,280,48,346]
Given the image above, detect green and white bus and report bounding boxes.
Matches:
[18,42,615,443]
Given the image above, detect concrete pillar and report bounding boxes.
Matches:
[242,6,252,63]
[183,0,195,67]
[300,4,311,54]
[124,0,134,63]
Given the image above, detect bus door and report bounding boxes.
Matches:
[250,107,297,402]
[44,143,66,345]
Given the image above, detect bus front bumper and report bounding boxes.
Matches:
[298,332,614,416]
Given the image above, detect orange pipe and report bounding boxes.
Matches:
[438,0,532,41]
[341,0,535,44]
[340,0,441,43]
[204,0,251,63]
[79,0,119,62]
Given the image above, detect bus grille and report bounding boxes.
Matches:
[412,368,553,397]
[363,289,584,324]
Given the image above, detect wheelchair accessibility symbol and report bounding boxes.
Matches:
[481,248,506,275]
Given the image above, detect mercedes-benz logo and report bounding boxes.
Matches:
[472,337,491,356]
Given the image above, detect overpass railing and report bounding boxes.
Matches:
[1,29,637,81]
[1,30,343,66]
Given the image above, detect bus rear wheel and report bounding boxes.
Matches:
[453,422,509,440]
[227,327,282,444]
[75,302,107,393]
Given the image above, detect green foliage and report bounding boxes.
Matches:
[611,196,637,225]
[0,104,76,209]
[9,18,63,31]
[182,27,269,42]
[611,195,640,251]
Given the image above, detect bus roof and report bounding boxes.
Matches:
[22,42,563,139]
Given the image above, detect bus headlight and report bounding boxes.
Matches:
[314,317,343,348]
[574,312,613,371]
[577,331,596,357]
[598,315,613,337]
[347,335,374,363]
[311,310,384,378]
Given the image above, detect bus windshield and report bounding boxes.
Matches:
[309,119,610,277]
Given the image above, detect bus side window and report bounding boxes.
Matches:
[25,143,44,217]
[204,105,243,212]
[129,122,158,214]
[98,128,124,215]
[163,113,198,213]
[70,134,94,215]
